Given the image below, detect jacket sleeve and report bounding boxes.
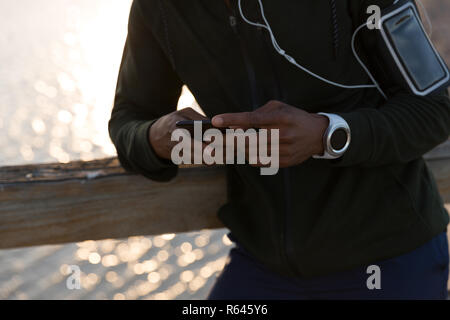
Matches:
[333,90,450,167]
[331,0,450,167]
[108,0,183,181]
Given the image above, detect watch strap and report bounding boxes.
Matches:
[313,112,351,160]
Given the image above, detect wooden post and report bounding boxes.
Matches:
[0,158,226,249]
[1,141,450,250]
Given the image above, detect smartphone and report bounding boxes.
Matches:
[175,120,227,136]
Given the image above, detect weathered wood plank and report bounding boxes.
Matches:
[424,140,450,202]
[425,158,450,203]
[1,141,450,250]
[0,159,226,249]
[423,140,450,160]
[0,157,124,183]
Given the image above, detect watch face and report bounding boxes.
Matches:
[330,128,348,151]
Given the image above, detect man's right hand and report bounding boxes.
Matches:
[149,107,208,160]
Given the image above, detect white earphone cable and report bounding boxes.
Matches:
[238,0,418,99]
[351,23,387,99]
[237,0,433,100]
[237,0,390,98]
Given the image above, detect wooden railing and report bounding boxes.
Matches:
[1,141,450,250]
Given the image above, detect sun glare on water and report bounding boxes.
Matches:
[62,1,199,162]
[0,0,197,165]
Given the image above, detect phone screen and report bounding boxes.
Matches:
[384,7,447,91]
[175,120,227,136]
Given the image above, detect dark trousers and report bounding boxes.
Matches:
[208,231,449,300]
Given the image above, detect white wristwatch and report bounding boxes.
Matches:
[313,113,351,160]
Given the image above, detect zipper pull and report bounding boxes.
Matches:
[229,15,238,33]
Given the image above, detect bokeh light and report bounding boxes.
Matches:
[0,0,231,300]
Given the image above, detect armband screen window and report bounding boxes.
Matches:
[379,1,450,96]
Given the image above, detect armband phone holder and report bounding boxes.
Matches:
[375,0,450,96]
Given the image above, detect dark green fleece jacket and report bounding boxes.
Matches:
[109,0,450,277]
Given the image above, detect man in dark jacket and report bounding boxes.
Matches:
[109,0,450,299]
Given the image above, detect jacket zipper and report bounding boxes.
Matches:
[283,167,298,275]
[229,18,259,110]
[225,2,298,276]
[257,25,298,275]
[226,6,258,110]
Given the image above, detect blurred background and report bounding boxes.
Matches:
[0,0,449,299]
